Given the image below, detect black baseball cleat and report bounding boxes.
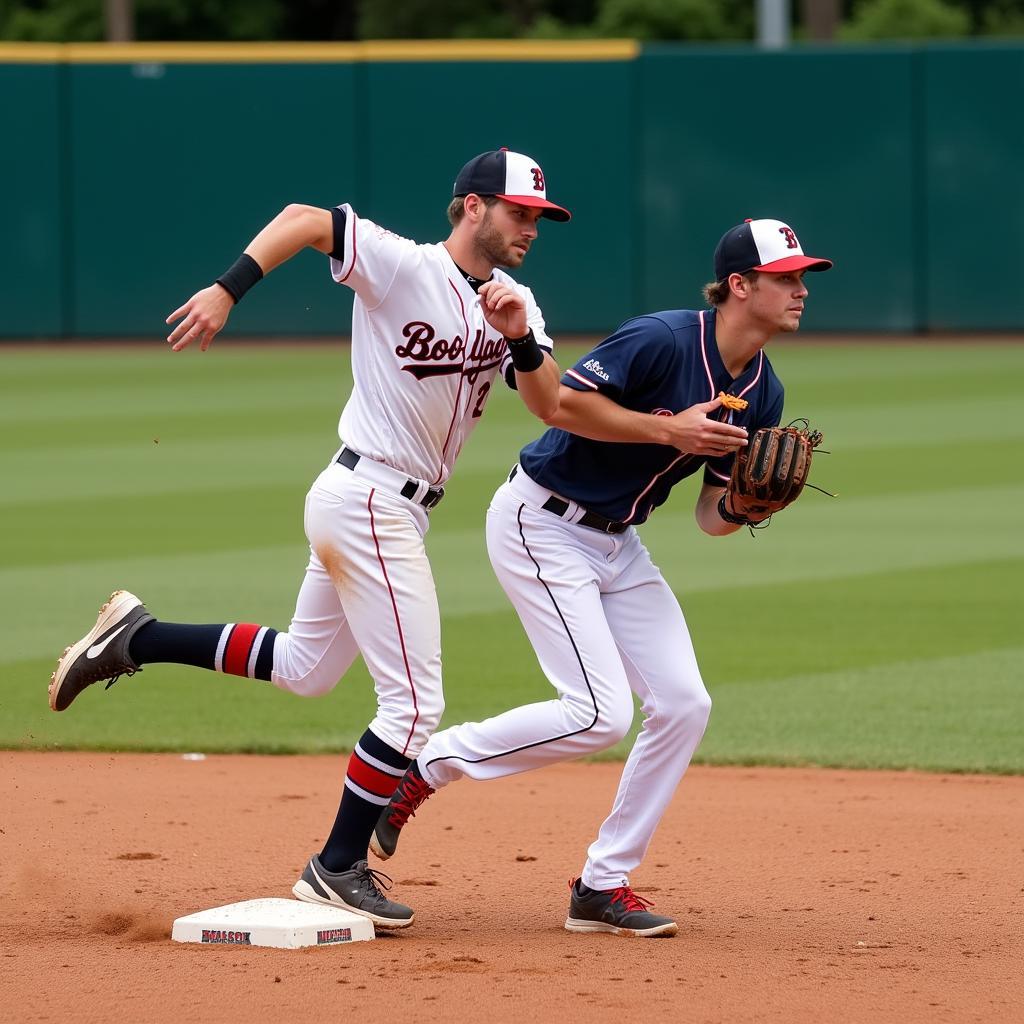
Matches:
[564,878,678,937]
[369,761,434,861]
[48,590,154,712]
[292,856,414,929]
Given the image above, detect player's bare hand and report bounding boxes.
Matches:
[165,283,235,352]
[665,397,748,456]
[479,281,528,339]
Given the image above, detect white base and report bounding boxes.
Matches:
[171,897,374,948]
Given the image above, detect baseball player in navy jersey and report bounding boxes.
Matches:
[48,149,570,929]
[370,218,832,937]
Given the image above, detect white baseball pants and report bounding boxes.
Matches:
[269,454,444,757]
[418,467,712,890]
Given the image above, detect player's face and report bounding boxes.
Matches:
[750,271,809,333]
[475,201,543,269]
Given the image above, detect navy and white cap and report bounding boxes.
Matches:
[454,148,571,222]
[714,219,832,280]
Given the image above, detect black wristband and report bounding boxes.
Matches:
[717,492,750,526]
[215,253,264,304]
[505,328,545,373]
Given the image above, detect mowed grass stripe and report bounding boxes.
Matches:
[0,344,350,387]
[10,339,1024,383]
[7,343,1021,428]
[6,425,1021,505]
[6,637,1020,771]
[3,384,343,425]
[0,437,331,505]
[807,438,1024,497]
[1,352,349,423]
[690,647,1024,774]
[1,411,336,452]
[684,558,1021,683]
[5,533,1019,685]
[775,396,1021,449]
[640,483,1024,589]
[1,544,313,663]
[0,421,542,503]
[4,472,1023,624]
[0,485,306,568]
[769,342,1024,399]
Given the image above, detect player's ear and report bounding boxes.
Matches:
[462,194,487,224]
[728,272,752,300]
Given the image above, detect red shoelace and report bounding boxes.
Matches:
[609,886,654,913]
[568,878,655,913]
[387,774,434,827]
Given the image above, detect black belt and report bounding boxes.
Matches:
[542,495,628,534]
[509,466,627,535]
[336,447,445,510]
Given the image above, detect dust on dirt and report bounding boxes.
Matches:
[1,752,1021,1024]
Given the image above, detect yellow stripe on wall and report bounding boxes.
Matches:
[0,39,639,64]
[0,43,64,62]
[359,39,639,61]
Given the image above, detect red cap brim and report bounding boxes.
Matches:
[496,194,572,222]
[754,255,833,273]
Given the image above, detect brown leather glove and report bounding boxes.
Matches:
[721,425,823,525]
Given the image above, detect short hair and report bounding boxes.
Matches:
[702,270,760,307]
[447,194,501,227]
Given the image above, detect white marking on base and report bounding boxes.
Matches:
[171,897,374,948]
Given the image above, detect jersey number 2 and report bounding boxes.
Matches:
[472,381,491,418]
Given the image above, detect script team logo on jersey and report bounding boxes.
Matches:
[395,320,506,385]
[583,359,610,382]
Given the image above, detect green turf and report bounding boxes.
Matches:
[2,340,1022,772]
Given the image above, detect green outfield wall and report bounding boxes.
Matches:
[0,40,1020,338]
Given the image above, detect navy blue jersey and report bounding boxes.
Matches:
[519,308,784,524]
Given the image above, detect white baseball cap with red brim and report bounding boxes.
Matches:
[453,148,571,222]
[714,218,832,280]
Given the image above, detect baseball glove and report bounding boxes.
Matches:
[720,422,824,526]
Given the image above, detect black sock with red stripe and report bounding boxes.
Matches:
[128,621,278,681]
[319,729,412,873]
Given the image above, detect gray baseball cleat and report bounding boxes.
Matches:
[369,761,434,861]
[564,878,678,937]
[292,856,414,929]
[49,590,155,712]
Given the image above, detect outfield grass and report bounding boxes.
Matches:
[2,340,1021,772]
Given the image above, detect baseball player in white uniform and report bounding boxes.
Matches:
[370,218,832,937]
[48,149,571,929]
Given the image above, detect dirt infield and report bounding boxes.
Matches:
[2,753,1020,1024]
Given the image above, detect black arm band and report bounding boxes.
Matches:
[328,206,347,260]
[717,492,751,526]
[215,253,264,304]
[505,328,545,373]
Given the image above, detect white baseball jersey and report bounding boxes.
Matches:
[329,205,553,487]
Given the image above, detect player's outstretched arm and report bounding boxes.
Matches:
[546,391,748,456]
[166,204,334,352]
[694,482,743,537]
